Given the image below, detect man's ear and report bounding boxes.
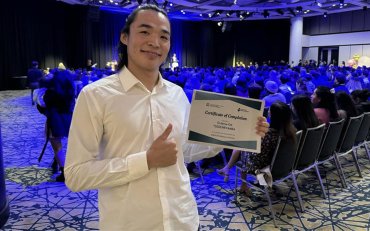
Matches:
[120,33,128,45]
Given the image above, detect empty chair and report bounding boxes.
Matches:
[293,124,326,198]
[316,119,346,188]
[336,114,364,187]
[234,131,302,227]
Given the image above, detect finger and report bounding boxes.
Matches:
[258,116,267,122]
[158,123,173,140]
[258,121,269,128]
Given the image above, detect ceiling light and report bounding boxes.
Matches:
[323,12,327,17]
[217,21,222,27]
[296,6,302,13]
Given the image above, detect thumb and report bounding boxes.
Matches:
[158,123,173,141]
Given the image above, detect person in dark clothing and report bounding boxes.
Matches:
[351,89,370,114]
[27,61,43,105]
[43,70,75,182]
[336,91,358,120]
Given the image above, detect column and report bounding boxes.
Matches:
[289,16,303,66]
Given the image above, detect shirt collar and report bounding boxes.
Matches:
[119,66,170,92]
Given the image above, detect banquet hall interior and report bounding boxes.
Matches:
[1,0,370,230]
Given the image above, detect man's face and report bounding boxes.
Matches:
[121,10,170,73]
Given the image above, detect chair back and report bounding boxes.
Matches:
[294,124,326,170]
[270,131,302,180]
[337,114,364,152]
[355,112,370,144]
[317,119,345,161]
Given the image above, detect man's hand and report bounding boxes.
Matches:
[147,123,178,169]
[255,116,269,137]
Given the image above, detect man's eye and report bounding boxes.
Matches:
[161,36,169,41]
[140,31,149,35]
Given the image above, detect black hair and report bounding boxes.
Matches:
[336,91,358,118]
[247,82,262,99]
[269,101,296,142]
[117,4,169,71]
[291,94,319,130]
[351,89,370,102]
[314,86,339,121]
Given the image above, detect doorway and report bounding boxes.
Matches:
[318,47,339,65]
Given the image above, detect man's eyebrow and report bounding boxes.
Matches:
[138,23,171,35]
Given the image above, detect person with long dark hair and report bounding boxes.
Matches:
[311,86,339,124]
[351,89,370,113]
[336,91,358,119]
[291,94,319,131]
[218,101,296,196]
[64,4,269,230]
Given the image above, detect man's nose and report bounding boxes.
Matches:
[148,36,160,47]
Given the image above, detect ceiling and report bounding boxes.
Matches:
[61,0,370,21]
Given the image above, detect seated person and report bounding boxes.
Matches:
[217,101,296,196]
[311,86,339,124]
[262,81,286,108]
[351,89,370,113]
[291,94,319,131]
[332,71,349,94]
[336,91,358,120]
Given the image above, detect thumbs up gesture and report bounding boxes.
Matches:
[147,124,178,169]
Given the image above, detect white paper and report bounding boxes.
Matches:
[187,90,264,153]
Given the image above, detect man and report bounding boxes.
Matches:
[65,4,268,230]
[262,80,286,108]
[27,61,43,105]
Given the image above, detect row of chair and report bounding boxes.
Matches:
[234,112,370,227]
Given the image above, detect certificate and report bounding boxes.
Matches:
[187,90,265,153]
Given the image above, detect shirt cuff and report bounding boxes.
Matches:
[127,151,149,178]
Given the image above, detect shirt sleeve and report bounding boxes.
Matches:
[64,89,149,192]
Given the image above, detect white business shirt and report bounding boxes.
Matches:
[65,67,218,231]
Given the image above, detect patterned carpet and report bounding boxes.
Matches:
[0,90,369,230]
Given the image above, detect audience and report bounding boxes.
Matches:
[31,60,370,181]
[217,101,296,196]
